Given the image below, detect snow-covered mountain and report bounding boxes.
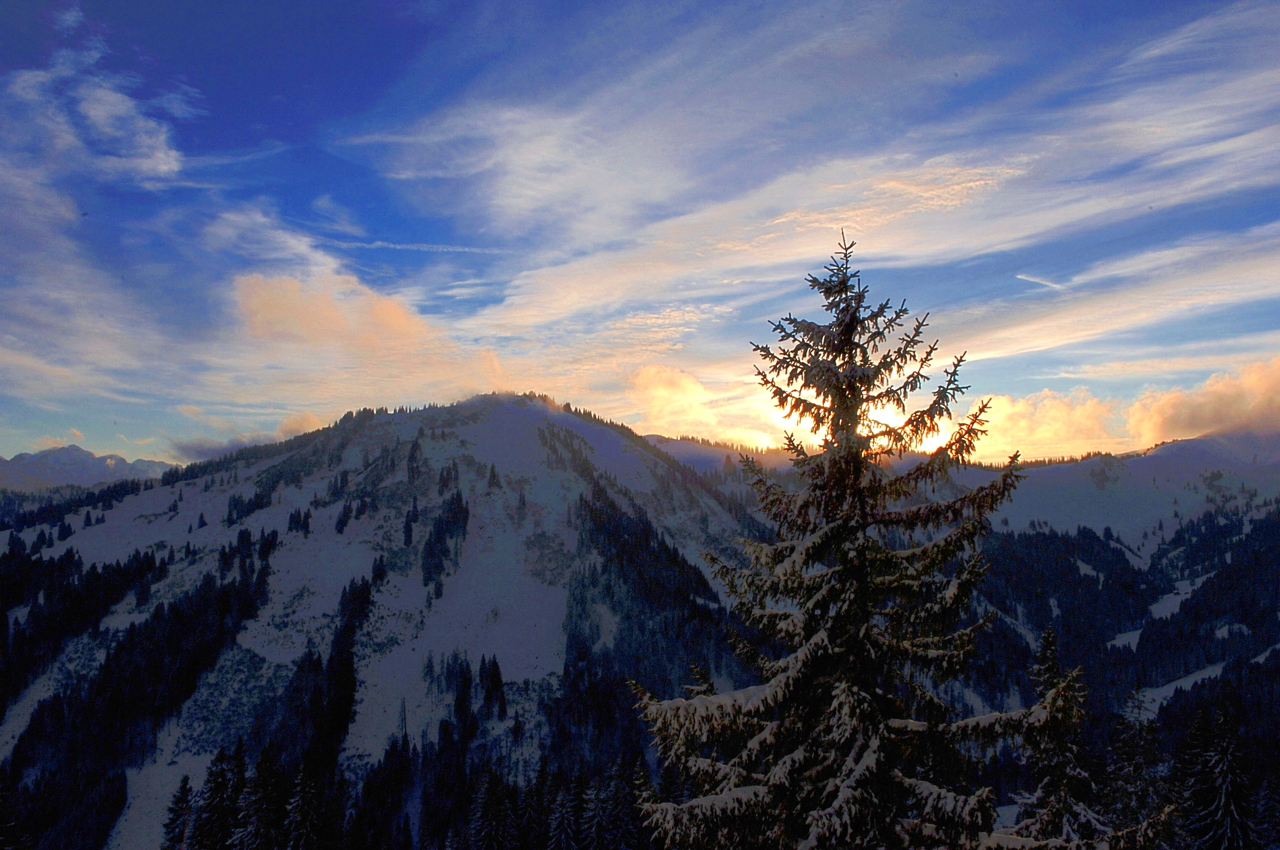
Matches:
[2,395,1279,849]
[0,444,173,491]
[1,395,752,848]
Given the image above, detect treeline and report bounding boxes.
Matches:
[160,429,328,489]
[215,528,278,601]
[1,478,149,533]
[225,490,273,527]
[0,487,86,530]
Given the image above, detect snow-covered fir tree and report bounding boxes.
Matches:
[190,746,244,850]
[1253,779,1280,850]
[603,767,642,850]
[1178,710,1258,850]
[229,771,276,850]
[638,238,1024,849]
[160,774,193,850]
[1103,691,1177,849]
[1000,628,1110,844]
[283,772,323,850]
[0,775,27,850]
[547,785,578,850]
[1107,692,1167,827]
[580,779,607,849]
[469,770,516,850]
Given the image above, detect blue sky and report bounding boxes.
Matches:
[1,0,1279,462]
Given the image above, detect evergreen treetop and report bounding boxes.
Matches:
[639,237,1024,849]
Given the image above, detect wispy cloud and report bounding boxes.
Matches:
[948,221,1280,361]
[483,2,1280,334]
[325,239,510,254]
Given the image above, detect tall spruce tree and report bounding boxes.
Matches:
[1179,710,1258,850]
[547,785,578,850]
[1103,691,1177,849]
[283,772,323,850]
[0,773,27,850]
[638,238,1023,848]
[1107,692,1166,827]
[190,747,241,850]
[1002,628,1109,844]
[229,769,279,850]
[161,775,194,850]
[1253,779,1280,850]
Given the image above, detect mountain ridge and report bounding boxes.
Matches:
[0,444,173,492]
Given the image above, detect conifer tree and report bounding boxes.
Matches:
[161,775,194,850]
[638,238,1023,849]
[470,773,493,850]
[547,785,578,850]
[603,767,641,850]
[229,762,282,850]
[580,780,605,849]
[1105,691,1175,842]
[1179,710,1258,850]
[0,774,27,850]
[191,747,240,850]
[470,770,516,850]
[519,764,551,850]
[1253,779,1280,850]
[284,772,323,850]
[1002,628,1109,844]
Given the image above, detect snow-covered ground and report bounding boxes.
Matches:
[1137,662,1226,719]
[1108,628,1142,650]
[957,437,1280,567]
[1149,574,1214,619]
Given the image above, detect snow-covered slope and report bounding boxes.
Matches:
[959,439,1280,566]
[954,435,1280,722]
[642,435,794,473]
[1,395,749,849]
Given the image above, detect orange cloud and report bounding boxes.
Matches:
[32,427,89,451]
[628,364,718,435]
[622,363,805,448]
[234,272,437,353]
[277,411,327,438]
[1126,355,1280,445]
[969,390,1129,462]
[952,356,1280,462]
[217,271,502,411]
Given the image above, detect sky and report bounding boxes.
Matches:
[1,0,1279,463]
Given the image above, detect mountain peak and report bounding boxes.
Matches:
[0,444,173,491]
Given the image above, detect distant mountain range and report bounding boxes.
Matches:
[0,445,173,491]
